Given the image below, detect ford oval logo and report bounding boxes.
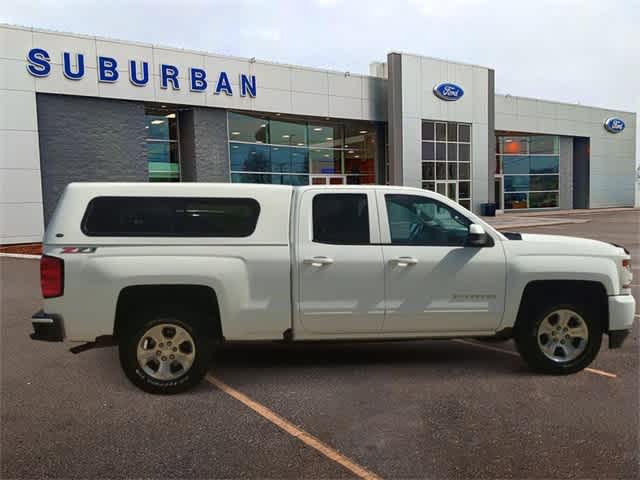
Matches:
[604,117,625,133]
[433,82,464,101]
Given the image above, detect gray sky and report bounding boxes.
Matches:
[3,0,639,166]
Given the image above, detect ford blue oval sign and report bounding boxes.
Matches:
[433,82,464,101]
[604,117,625,133]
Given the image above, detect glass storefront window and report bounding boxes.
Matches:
[529,192,559,208]
[530,135,559,154]
[504,175,529,192]
[421,120,472,207]
[530,175,558,191]
[498,136,528,155]
[422,122,435,141]
[504,193,528,209]
[422,142,435,160]
[145,110,180,182]
[270,120,307,147]
[503,156,530,175]
[458,144,470,162]
[530,155,559,173]
[231,172,309,185]
[228,112,269,143]
[228,112,377,186]
[310,149,340,174]
[497,134,560,209]
[309,124,343,149]
[458,124,471,143]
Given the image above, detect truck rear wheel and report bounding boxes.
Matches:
[515,302,602,374]
[119,314,211,394]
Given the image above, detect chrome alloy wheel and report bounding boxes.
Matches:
[136,324,196,381]
[537,309,589,363]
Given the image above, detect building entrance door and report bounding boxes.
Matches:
[435,181,458,203]
[310,175,347,185]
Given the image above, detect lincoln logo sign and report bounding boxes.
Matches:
[25,48,257,97]
[603,117,625,134]
[433,82,464,101]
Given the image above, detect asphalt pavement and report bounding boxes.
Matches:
[1,210,638,479]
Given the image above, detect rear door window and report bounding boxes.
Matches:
[312,193,370,244]
[82,196,260,237]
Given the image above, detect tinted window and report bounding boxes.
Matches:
[82,197,260,237]
[385,194,470,246]
[313,194,370,244]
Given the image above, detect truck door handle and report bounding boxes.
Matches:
[391,256,418,267]
[304,256,334,267]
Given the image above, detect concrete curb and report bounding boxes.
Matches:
[0,253,41,260]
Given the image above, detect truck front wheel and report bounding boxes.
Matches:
[515,303,602,374]
[119,315,211,394]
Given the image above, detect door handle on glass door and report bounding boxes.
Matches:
[391,257,418,267]
[304,256,334,267]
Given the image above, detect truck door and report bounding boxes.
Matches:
[295,189,385,336]
[376,190,507,333]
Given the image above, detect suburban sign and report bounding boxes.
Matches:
[433,82,464,101]
[26,48,257,97]
[603,117,625,134]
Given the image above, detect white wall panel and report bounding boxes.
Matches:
[0,25,33,60]
[291,91,327,117]
[252,63,291,91]
[329,95,362,119]
[0,90,38,131]
[0,58,36,91]
[0,204,44,243]
[0,130,40,169]
[34,66,100,97]
[252,87,293,114]
[291,68,328,95]
[328,73,361,98]
[0,169,43,204]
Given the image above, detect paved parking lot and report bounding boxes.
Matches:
[1,210,638,479]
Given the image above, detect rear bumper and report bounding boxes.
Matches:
[31,309,64,342]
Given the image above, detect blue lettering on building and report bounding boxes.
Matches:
[160,64,180,90]
[129,60,149,87]
[26,48,257,97]
[240,74,256,97]
[26,48,51,77]
[190,68,207,92]
[215,71,233,95]
[98,56,119,82]
[433,82,464,101]
[62,52,85,80]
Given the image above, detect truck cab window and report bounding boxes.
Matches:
[313,193,370,244]
[385,194,470,246]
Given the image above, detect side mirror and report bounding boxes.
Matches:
[466,224,491,247]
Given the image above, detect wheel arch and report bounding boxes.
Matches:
[514,280,609,333]
[113,284,222,341]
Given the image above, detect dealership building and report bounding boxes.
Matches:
[0,23,637,244]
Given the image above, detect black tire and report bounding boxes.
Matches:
[514,301,602,374]
[119,313,212,394]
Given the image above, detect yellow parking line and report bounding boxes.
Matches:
[205,374,382,480]
[453,339,617,379]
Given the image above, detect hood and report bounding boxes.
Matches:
[514,233,624,256]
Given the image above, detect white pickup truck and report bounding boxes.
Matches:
[32,183,635,394]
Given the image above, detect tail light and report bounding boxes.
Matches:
[622,258,632,289]
[41,255,64,298]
